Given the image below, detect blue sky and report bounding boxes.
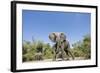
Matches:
[22,10,91,46]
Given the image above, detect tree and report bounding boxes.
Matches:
[72,34,91,59]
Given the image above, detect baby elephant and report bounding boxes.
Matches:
[49,32,74,61]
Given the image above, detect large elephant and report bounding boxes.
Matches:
[49,32,74,61]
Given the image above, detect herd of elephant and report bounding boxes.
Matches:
[35,32,75,61]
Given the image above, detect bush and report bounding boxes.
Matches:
[72,34,91,59]
[22,40,53,62]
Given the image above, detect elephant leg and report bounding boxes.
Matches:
[54,50,61,61]
[60,49,65,60]
[64,41,74,60]
[68,50,75,60]
[53,51,56,61]
[52,47,57,61]
[65,50,70,60]
[52,43,59,61]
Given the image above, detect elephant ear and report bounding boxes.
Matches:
[49,33,56,42]
[60,33,66,41]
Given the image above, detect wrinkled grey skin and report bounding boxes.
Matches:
[49,32,74,61]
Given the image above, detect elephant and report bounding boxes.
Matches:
[49,32,74,61]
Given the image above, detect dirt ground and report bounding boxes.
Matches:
[23,57,87,63]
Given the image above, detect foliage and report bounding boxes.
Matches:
[71,34,91,59]
[22,40,53,62]
[22,34,91,62]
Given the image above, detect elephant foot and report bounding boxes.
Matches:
[65,58,69,61]
[72,57,75,60]
[53,59,56,61]
[62,57,65,60]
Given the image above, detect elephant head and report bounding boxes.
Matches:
[49,32,74,61]
[49,32,66,44]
